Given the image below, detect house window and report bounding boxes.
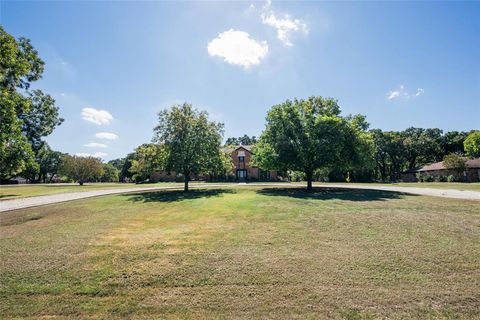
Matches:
[239,156,245,162]
[237,169,247,178]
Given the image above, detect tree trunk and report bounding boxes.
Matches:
[79,180,84,186]
[306,170,313,191]
[184,174,189,192]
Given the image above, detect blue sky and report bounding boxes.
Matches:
[2,1,479,161]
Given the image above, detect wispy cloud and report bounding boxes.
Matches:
[414,88,425,97]
[84,142,108,148]
[260,1,308,46]
[387,85,424,101]
[95,132,118,140]
[75,152,108,159]
[207,29,268,68]
[81,107,113,125]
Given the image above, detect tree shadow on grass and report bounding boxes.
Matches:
[0,194,18,199]
[125,188,235,203]
[256,187,413,202]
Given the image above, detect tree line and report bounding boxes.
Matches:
[117,97,479,191]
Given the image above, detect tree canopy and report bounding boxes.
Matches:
[464,131,480,158]
[225,135,257,146]
[253,96,370,190]
[129,143,166,183]
[0,26,63,181]
[59,155,104,186]
[153,103,225,191]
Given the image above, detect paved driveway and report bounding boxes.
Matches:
[1,183,479,212]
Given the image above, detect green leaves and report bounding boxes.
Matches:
[59,155,104,185]
[464,131,480,158]
[254,96,369,189]
[0,27,62,180]
[153,103,225,190]
[129,143,166,182]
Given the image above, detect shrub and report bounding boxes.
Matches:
[421,175,434,182]
[447,175,456,182]
[438,175,448,182]
[289,171,306,182]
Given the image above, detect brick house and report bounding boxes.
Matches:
[417,158,480,182]
[149,145,277,182]
[228,145,277,182]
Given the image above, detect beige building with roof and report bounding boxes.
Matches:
[417,158,480,182]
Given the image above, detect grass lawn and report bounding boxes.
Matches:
[1,186,479,319]
[2,181,479,201]
[0,182,186,200]
[388,182,480,191]
[323,182,480,192]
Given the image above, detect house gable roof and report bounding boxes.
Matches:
[235,145,253,152]
[223,145,254,154]
[418,157,480,172]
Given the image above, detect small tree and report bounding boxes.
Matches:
[443,154,466,180]
[129,143,166,183]
[207,150,234,181]
[464,131,480,158]
[60,155,104,185]
[153,103,224,191]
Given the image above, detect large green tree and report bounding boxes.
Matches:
[402,127,442,169]
[153,103,225,191]
[441,131,468,156]
[253,96,369,190]
[0,27,63,180]
[464,131,480,158]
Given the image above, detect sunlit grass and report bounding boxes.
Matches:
[1,186,479,318]
[0,182,187,200]
[320,182,480,192]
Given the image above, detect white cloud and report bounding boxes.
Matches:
[95,132,118,140]
[81,107,113,125]
[415,88,425,97]
[75,153,91,157]
[207,29,268,68]
[84,142,108,148]
[259,0,308,46]
[387,85,424,100]
[261,13,308,46]
[264,0,272,10]
[75,152,108,159]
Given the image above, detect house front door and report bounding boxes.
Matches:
[236,169,247,182]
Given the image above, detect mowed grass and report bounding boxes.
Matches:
[2,181,479,201]
[393,182,480,191]
[377,182,480,192]
[322,182,480,192]
[1,186,479,319]
[0,182,185,200]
